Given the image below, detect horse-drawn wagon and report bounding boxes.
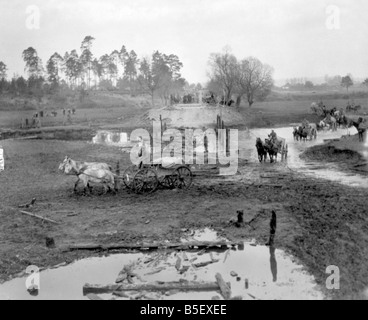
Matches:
[120,157,193,194]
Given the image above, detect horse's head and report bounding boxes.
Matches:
[58,156,69,171]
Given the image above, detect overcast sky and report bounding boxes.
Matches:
[0,0,367,85]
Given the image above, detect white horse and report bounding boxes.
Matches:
[318,120,330,131]
[58,156,111,174]
[62,158,116,194]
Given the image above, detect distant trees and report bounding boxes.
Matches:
[46,52,63,89]
[324,75,342,87]
[362,78,368,89]
[80,36,95,89]
[137,51,185,106]
[305,81,314,89]
[0,36,188,105]
[341,75,353,92]
[22,47,43,78]
[64,50,83,88]
[207,50,274,108]
[0,61,7,79]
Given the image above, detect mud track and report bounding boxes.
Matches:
[0,139,367,299]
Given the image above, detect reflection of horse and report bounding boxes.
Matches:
[255,138,268,162]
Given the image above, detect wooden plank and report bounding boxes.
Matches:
[83,281,221,295]
[215,273,232,300]
[66,241,240,252]
[19,211,58,224]
[86,293,104,301]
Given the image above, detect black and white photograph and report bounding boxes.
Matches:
[0,0,367,304]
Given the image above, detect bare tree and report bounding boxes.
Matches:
[208,49,238,102]
[237,57,274,107]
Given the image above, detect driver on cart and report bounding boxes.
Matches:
[268,130,277,144]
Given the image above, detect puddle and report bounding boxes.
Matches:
[181,228,226,242]
[239,127,367,188]
[0,230,324,300]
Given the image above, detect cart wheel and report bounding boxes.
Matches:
[133,168,159,194]
[160,175,175,189]
[172,166,193,190]
[122,165,138,189]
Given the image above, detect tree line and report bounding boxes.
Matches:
[0,36,190,106]
[281,74,368,92]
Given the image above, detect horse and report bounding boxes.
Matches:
[318,120,330,131]
[322,116,337,131]
[58,156,112,174]
[256,138,268,162]
[61,157,116,195]
[310,102,319,114]
[349,118,366,142]
[336,115,348,128]
[264,139,278,163]
[296,126,307,141]
[302,126,317,141]
[264,136,287,162]
[293,127,299,141]
[352,105,362,113]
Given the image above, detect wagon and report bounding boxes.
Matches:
[120,157,193,194]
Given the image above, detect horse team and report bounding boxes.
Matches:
[256,135,288,163]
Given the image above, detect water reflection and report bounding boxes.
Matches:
[270,246,277,283]
[0,240,323,300]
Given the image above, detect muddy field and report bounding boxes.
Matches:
[1,98,368,300]
[0,129,367,299]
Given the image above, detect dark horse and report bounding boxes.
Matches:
[264,139,279,163]
[256,138,268,162]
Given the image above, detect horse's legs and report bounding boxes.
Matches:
[74,178,80,193]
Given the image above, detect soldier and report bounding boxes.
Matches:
[268,130,277,144]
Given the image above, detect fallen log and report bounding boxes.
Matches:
[215,273,232,300]
[18,198,36,208]
[64,241,240,252]
[83,281,221,295]
[194,260,215,268]
[86,293,104,301]
[19,211,58,224]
